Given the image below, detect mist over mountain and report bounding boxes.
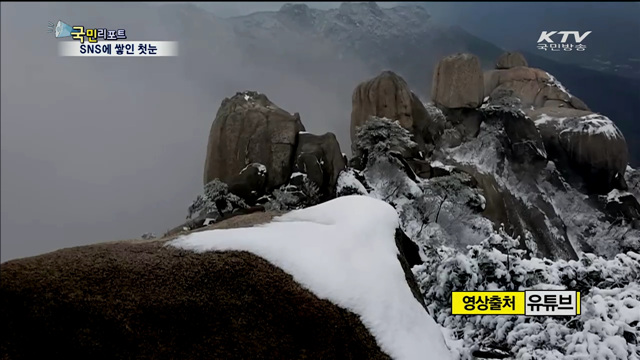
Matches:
[1,2,638,262]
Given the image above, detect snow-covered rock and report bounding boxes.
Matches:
[531,108,629,193]
[171,196,453,360]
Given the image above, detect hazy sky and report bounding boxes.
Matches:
[0,2,374,262]
[180,2,402,17]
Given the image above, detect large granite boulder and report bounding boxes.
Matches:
[431,53,484,109]
[0,206,432,360]
[495,51,528,69]
[293,132,347,197]
[203,91,305,189]
[484,60,589,112]
[350,71,430,149]
[529,108,629,193]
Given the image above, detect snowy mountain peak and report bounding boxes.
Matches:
[230,2,434,44]
[338,2,384,18]
[279,3,310,14]
[278,3,315,25]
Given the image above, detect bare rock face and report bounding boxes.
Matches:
[431,53,484,109]
[529,107,629,193]
[456,165,578,261]
[294,132,347,197]
[484,64,589,111]
[495,51,528,69]
[350,71,428,147]
[484,107,548,168]
[204,91,305,189]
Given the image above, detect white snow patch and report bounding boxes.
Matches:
[337,170,368,195]
[560,113,623,139]
[478,194,486,211]
[168,196,453,360]
[545,72,572,97]
[290,172,305,178]
[430,160,454,172]
[534,113,567,126]
[243,94,251,101]
[605,189,630,203]
[535,113,623,140]
[241,163,267,176]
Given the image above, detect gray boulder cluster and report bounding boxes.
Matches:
[483,55,627,193]
[344,51,637,259]
[197,51,636,245]
[203,91,347,205]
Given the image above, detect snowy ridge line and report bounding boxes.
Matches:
[534,113,623,140]
[168,195,453,360]
[545,72,572,97]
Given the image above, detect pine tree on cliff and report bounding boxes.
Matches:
[354,116,417,167]
[187,179,247,220]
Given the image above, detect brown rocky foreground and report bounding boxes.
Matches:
[0,212,394,360]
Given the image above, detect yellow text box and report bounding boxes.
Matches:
[452,291,526,315]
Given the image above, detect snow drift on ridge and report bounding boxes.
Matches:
[168,195,453,360]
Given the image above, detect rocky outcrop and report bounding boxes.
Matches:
[529,108,628,193]
[456,165,578,261]
[164,205,270,237]
[437,107,484,144]
[484,58,589,112]
[350,71,430,149]
[1,209,426,360]
[203,91,305,189]
[431,53,484,109]
[294,132,347,197]
[484,107,547,167]
[483,52,628,193]
[601,190,640,229]
[428,54,486,149]
[227,163,267,203]
[495,51,528,69]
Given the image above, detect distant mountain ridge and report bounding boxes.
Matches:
[213,2,639,164]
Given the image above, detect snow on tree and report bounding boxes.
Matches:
[336,168,369,197]
[413,226,640,360]
[187,179,247,220]
[365,159,416,203]
[488,88,523,110]
[140,232,156,240]
[395,171,490,250]
[625,166,640,201]
[354,116,417,166]
[265,185,301,211]
[264,174,323,211]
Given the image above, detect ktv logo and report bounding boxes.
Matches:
[537,31,592,52]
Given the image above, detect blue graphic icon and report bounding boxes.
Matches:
[47,20,73,38]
